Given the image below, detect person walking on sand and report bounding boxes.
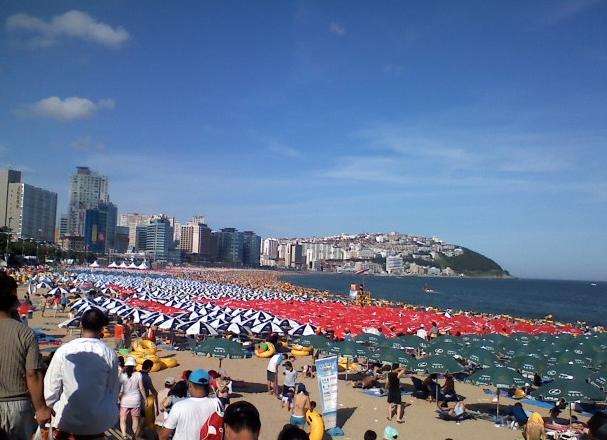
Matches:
[119,356,146,438]
[266,352,284,395]
[386,366,407,424]
[44,308,120,438]
[0,271,53,440]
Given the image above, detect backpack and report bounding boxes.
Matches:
[199,401,224,440]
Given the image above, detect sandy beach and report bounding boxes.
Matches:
[27,296,554,440]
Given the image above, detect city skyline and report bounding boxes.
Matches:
[2,1,606,280]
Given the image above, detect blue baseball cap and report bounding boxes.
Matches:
[383,426,399,439]
[188,369,210,385]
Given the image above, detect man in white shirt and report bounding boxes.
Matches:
[159,369,222,440]
[416,324,428,340]
[44,308,120,438]
[266,353,284,394]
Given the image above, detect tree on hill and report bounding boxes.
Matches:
[437,248,508,276]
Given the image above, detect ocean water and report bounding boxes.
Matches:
[281,273,606,325]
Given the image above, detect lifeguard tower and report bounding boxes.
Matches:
[349,283,372,306]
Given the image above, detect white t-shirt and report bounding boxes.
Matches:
[416,328,428,339]
[163,396,221,440]
[267,354,283,373]
[120,372,143,408]
[44,338,120,435]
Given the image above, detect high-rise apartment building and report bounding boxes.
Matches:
[83,202,117,253]
[241,231,261,267]
[0,169,22,228]
[285,242,304,268]
[262,238,279,259]
[6,182,57,242]
[118,212,151,250]
[217,228,243,264]
[138,217,173,261]
[115,225,130,253]
[67,167,109,237]
[59,215,69,237]
[180,222,213,259]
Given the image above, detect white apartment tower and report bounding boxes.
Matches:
[67,167,109,237]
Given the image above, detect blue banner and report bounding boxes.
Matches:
[315,356,338,429]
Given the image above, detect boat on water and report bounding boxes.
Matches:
[590,282,597,286]
[422,283,437,294]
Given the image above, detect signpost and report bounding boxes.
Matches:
[315,356,343,436]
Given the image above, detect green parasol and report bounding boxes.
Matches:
[374,348,413,367]
[193,338,250,367]
[353,332,386,346]
[411,355,463,374]
[531,379,605,402]
[541,364,592,382]
[296,334,331,350]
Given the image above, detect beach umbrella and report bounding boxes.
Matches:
[466,366,528,389]
[295,335,331,350]
[531,379,605,402]
[589,370,607,390]
[374,348,413,367]
[288,324,317,337]
[466,366,529,422]
[465,348,499,368]
[387,335,428,350]
[353,332,386,346]
[325,341,372,358]
[542,364,592,382]
[250,321,284,335]
[428,339,463,357]
[193,338,250,367]
[411,355,463,374]
[158,317,183,331]
[217,322,252,336]
[557,350,591,366]
[185,320,219,336]
[509,355,544,375]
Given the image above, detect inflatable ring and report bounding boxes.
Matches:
[144,395,155,429]
[255,342,276,358]
[291,349,311,357]
[140,340,156,350]
[306,410,325,440]
[160,357,178,368]
[150,362,164,372]
[291,344,312,352]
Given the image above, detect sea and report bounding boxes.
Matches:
[281,273,606,326]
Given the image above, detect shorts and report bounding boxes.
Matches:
[0,399,36,440]
[290,415,306,427]
[120,406,141,417]
[267,370,276,382]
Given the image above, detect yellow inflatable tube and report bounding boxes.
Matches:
[306,410,325,440]
[255,342,276,358]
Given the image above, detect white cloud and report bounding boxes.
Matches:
[6,10,130,48]
[329,22,347,36]
[19,96,115,121]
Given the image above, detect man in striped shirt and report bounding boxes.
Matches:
[0,271,53,440]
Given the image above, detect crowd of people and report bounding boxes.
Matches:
[2,267,607,440]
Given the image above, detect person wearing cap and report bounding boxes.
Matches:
[155,377,175,428]
[159,369,222,440]
[44,308,120,438]
[383,425,399,440]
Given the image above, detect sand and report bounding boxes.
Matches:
[26,305,545,440]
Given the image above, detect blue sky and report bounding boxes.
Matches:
[1,1,606,280]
